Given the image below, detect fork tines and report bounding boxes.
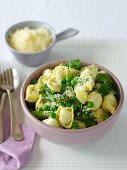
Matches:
[0,69,13,86]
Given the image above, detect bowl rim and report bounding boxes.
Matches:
[20,59,124,133]
[5,20,56,55]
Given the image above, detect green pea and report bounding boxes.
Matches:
[50,112,56,119]
[87,101,94,108]
[71,79,77,86]
[66,76,73,82]
[42,104,50,111]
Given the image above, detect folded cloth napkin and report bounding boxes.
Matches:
[0,114,36,170]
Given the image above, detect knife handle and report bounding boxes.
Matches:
[0,93,7,143]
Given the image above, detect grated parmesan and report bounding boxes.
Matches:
[63,86,75,98]
[8,26,53,53]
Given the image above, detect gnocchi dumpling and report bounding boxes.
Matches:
[87,92,102,111]
[43,118,60,128]
[74,85,88,104]
[25,84,39,102]
[56,106,74,128]
[102,92,118,114]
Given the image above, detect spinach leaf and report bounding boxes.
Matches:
[63,59,81,70]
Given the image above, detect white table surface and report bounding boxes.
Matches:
[0,1,127,170]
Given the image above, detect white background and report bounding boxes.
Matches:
[0,0,127,170]
[1,0,127,41]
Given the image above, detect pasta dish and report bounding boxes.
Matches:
[25,59,118,129]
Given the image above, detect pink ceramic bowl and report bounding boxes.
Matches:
[20,60,124,146]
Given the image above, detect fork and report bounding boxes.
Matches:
[0,65,7,143]
[0,68,24,141]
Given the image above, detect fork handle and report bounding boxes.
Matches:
[0,93,7,143]
[7,89,24,140]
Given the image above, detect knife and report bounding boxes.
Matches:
[0,93,7,143]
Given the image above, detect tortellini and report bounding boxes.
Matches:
[74,75,95,103]
[38,75,61,93]
[38,75,45,84]
[37,65,79,93]
[74,85,88,104]
[56,106,74,128]
[87,92,102,111]
[47,77,61,92]
[40,75,52,84]
[83,76,95,91]
[25,84,40,102]
[92,108,111,124]
[25,79,43,103]
[102,92,118,114]
[52,65,68,81]
[80,65,98,78]
[43,118,60,128]
[36,95,44,110]
[74,74,95,104]
[42,69,52,76]
[53,65,79,81]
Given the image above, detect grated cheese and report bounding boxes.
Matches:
[8,26,53,53]
[63,86,75,98]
